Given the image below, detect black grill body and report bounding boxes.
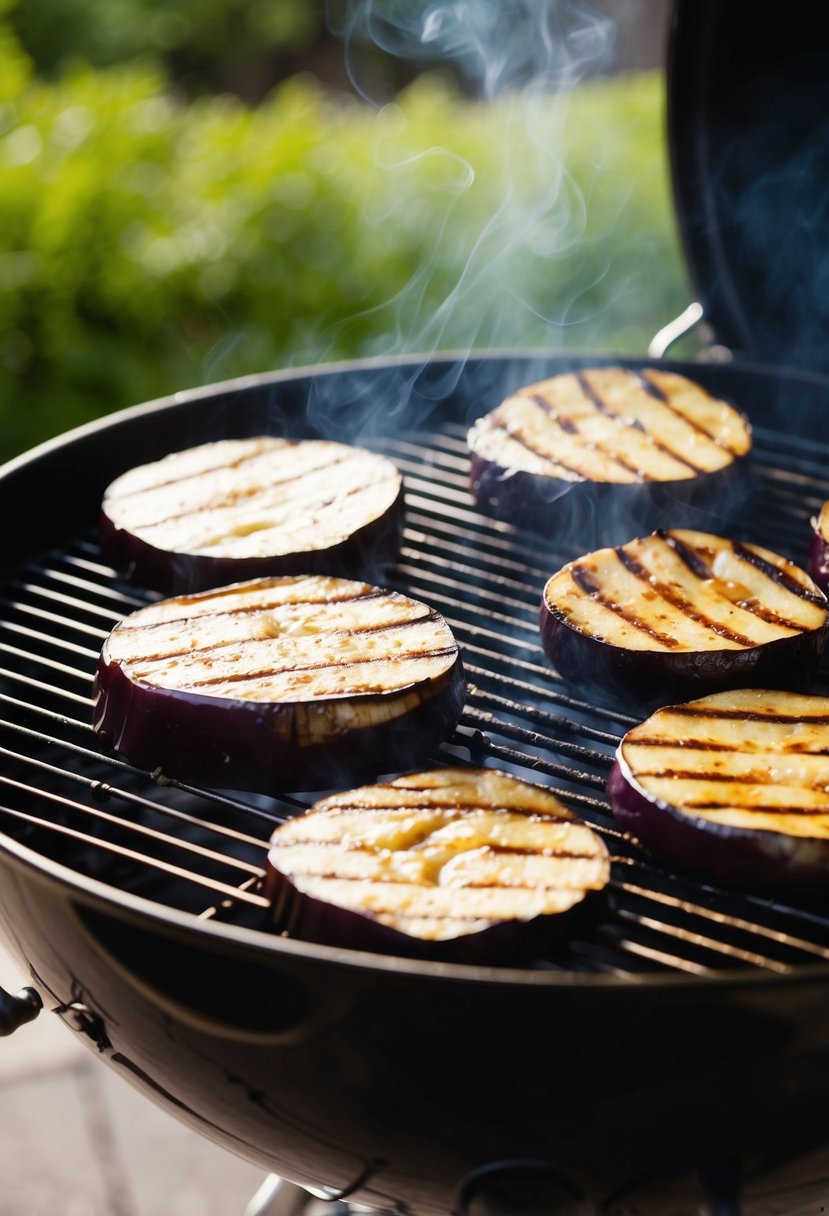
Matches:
[2,353,829,1214]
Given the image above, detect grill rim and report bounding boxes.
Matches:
[8,824,829,993]
[3,347,829,993]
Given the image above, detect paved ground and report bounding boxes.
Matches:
[0,944,270,1216]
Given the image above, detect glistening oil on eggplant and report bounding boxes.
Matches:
[93,575,466,794]
[100,436,406,595]
[264,767,611,964]
[608,688,829,896]
[468,366,753,552]
[539,529,829,711]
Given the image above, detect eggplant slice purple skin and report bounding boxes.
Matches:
[467,366,753,551]
[808,503,829,597]
[264,767,611,964]
[539,529,829,711]
[93,575,466,794]
[100,437,405,595]
[607,689,829,897]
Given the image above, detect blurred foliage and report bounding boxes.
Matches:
[8,0,322,96]
[6,0,427,102]
[0,10,691,459]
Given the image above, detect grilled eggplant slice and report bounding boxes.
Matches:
[539,528,829,706]
[468,366,752,549]
[93,575,465,792]
[265,766,610,963]
[809,501,829,595]
[608,688,829,894]
[101,436,404,593]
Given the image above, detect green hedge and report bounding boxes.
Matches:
[0,20,691,459]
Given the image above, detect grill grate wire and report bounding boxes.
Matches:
[1,416,829,974]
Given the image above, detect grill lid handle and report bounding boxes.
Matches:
[0,984,42,1036]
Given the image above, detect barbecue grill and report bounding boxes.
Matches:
[3,4,829,1215]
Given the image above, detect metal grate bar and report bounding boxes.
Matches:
[614,877,829,964]
[0,769,267,873]
[0,801,269,907]
[466,678,623,748]
[462,705,610,788]
[0,712,300,824]
[0,742,279,846]
[0,667,90,708]
[0,596,108,642]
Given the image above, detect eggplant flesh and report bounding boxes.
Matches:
[809,501,829,596]
[265,767,610,962]
[93,575,465,792]
[100,436,404,593]
[468,366,752,549]
[539,528,829,707]
[608,688,829,894]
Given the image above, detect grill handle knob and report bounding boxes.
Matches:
[0,984,42,1036]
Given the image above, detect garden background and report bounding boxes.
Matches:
[0,0,693,462]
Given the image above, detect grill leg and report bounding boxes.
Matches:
[243,1175,387,1216]
[244,1176,312,1216]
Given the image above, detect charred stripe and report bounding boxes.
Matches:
[626,736,829,754]
[680,801,829,817]
[638,370,745,456]
[732,541,827,605]
[490,416,587,480]
[179,643,459,689]
[657,530,715,581]
[116,588,392,640]
[304,803,577,820]
[568,564,682,649]
[630,768,823,784]
[613,546,757,647]
[119,608,441,665]
[272,841,598,860]
[665,706,829,724]
[532,387,649,481]
[575,373,702,475]
[139,460,396,533]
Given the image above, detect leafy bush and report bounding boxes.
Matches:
[0,18,691,459]
[7,0,324,97]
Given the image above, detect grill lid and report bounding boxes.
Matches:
[667,0,829,371]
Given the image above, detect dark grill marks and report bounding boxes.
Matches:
[681,802,829,818]
[142,454,391,535]
[532,388,648,480]
[271,839,599,864]
[114,441,296,499]
[266,770,610,944]
[568,563,681,648]
[117,587,390,640]
[180,644,460,690]
[630,766,819,785]
[628,735,829,755]
[612,546,757,647]
[124,608,441,669]
[638,369,745,456]
[573,369,705,474]
[658,532,822,636]
[131,451,356,528]
[732,541,827,606]
[636,371,669,403]
[666,706,829,725]
[491,413,586,479]
[658,529,714,581]
[298,801,577,821]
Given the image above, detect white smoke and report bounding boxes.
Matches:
[310,0,631,380]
